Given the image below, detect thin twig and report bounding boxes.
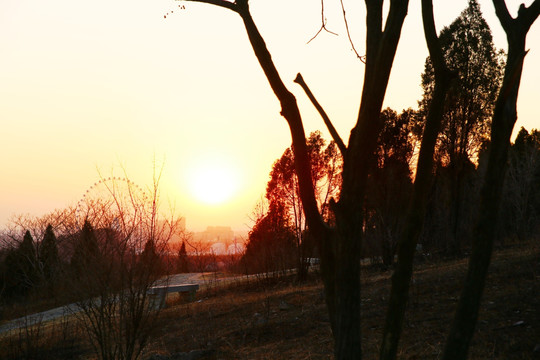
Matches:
[339,0,366,63]
[307,0,338,44]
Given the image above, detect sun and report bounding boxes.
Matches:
[187,159,239,205]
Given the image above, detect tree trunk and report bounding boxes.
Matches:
[237,2,409,358]
[380,71,452,359]
[443,2,540,358]
[379,1,454,358]
[182,1,409,358]
[330,224,362,358]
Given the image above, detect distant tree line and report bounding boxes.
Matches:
[0,214,172,308]
[243,123,540,276]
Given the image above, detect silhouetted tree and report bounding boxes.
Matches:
[0,231,39,300]
[70,220,100,276]
[0,248,21,300]
[421,0,504,164]
[419,0,505,255]
[242,201,296,275]
[265,131,342,279]
[20,230,38,278]
[379,1,457,357]
[500,127,540,241]
[364,108,414,266]
[39,224,60,281]
[443,1,540,358]
[175,0,539,358]
[179,0,409,356]
[177,241,190,273]
[69,172,181,360]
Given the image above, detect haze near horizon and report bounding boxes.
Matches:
[1,0,538,232]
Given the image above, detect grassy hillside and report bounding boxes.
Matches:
[1,243,539,359]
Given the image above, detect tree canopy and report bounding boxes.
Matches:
[420,0,505,166]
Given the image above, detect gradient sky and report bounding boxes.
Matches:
[1,0,539,232]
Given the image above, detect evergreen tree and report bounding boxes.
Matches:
[177,241,189,273]
[1,231,39,299]
[71,220,100,275]
[501,128,540,240]
[1,247,23,299]
[19,230,39,289]
[420,0,504,163]
[140,238,163,276]
[179,241,187,256]
[39,224,60,280]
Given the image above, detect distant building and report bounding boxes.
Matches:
[191,226,246,255]
[194,226,234,243]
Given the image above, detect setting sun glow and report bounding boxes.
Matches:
[1,0,539,232]
[188,161,239,205]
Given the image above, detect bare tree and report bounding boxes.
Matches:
[443,1,540,359]
[69,172,182,360]
[177,0,409,357]
[379,0,455,358]
[4,207,78,248]
[171,0,540,358]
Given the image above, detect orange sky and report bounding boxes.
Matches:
[1,0,539,232]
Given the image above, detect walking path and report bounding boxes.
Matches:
[0,269,299,335]
[0,273,211,335]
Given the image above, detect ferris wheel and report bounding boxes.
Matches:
[76,177,149,232]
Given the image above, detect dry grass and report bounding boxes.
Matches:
[0,311,88,359]
[1,242,539,359]
[148,243,540,359]
[149,278,333,359]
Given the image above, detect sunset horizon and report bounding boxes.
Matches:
[1,0,540,358]
[2,0,538,234]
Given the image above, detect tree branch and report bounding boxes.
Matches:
[307,0,339,44]
[294,73,347,156]
[233,2,327,235]
[492,0,513,31]
[339,0,366,62]
[178,0,328,247]
[514,0,540,29]
[493,0,540,33]
[357,0,408,107]
[522,1,540,27]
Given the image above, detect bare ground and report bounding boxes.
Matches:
[149,243,540,359]
[1,242,539,359]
